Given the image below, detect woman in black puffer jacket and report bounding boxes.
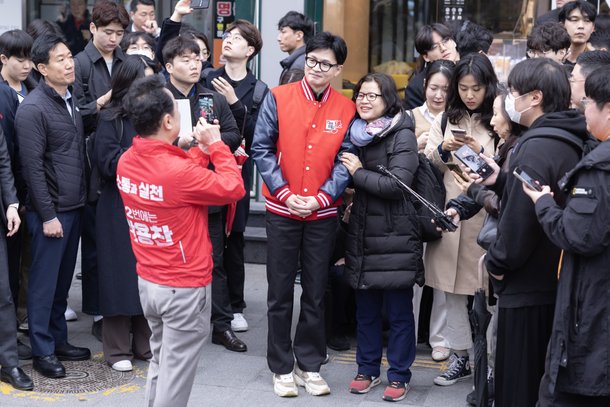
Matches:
[340,73,422,402]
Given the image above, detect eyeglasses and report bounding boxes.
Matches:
[221,32,245,42]
[355,92,383,102]
[431,37,452,51]
[526,48,569,59]
[305,56,339,72]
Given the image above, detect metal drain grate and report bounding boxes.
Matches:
[20,357,135,394]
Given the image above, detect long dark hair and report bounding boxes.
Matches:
[352,73,402,118]
[105,55,152,119]
[446,54,497,132]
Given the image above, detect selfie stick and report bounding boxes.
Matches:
[376,165,457,232]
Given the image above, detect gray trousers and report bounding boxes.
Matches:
[138,277,211,407]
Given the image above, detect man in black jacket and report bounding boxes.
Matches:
[73,0,128,341]
[16,34,90,379]
[205,19,268,337]
[277,11,314,85]
[482,58,589,407]
[0,124,33,391]
[162,35,245,352]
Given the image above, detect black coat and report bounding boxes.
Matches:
[403,70,425,110]
[93,110,142,316]
[486,110,589,308]
[0,125,17,227]
[534,139,610,396]
[345,112,423,290]
[16,80,86,221]
[204,67,269,232]
[74,41,126,135]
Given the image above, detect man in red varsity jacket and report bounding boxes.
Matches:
[252,31,356,398]
[117,76,244,407]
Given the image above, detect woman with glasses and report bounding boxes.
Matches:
[341,73,421,402]
[422,53,498,385]
[410,60,455,152]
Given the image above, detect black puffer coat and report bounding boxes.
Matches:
[345,112,423,290]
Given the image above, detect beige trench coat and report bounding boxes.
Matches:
[423,112,495,295]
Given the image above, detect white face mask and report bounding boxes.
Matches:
[504,92,532,124]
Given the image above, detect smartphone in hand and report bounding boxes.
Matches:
[191,0,211,9]
[446,162,470,181]
[513,167,543,191]
[198,93,217,124]
[451,128,467,141]
[454,145,494,180]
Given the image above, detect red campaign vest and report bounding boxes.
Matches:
[262,80,355,220]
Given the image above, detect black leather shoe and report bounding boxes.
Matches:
[212,329,247,352]
[55,343,91,361]
[33,355,66,378]
[17,339,32,360]
[91,320,103,342]
[1,366,33,390]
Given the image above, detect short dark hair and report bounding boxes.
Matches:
[589,31,610,51]
[585,66,610,108]
[456,21,493,56]
[120,32,155,52]
[130,0,155,13]
[180,26,210,56]
[508,58,570,113]
[576,51,610,78]
[31,33,69,66]
[353,73,403,118]
[559,0,597,24]
[123,75,174,136]
[162,36,200,65]
[424,59,455,90]
[226,19,263,61]
[92,0,129,29]
[26,19,64,41]
[446,53,498,130]
[305,32,347,65]
[414,23,454,56]
[0,30,33,59]
[277,11,314,42]
[527,22,571,52]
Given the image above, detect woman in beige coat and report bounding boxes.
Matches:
[423,54,498,386]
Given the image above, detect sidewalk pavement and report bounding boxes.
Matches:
[0,263,473,407]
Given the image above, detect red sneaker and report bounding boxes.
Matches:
[382,381,409,402]
[349,373,381,394]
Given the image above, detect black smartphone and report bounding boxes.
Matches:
[446,162,469,181]
[454,145,494,180]
[451,128,467,141]
[513,167,543,191]
[191,0,211,9]
[198,93,217,124]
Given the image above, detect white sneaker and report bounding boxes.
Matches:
[64,306,78,321]
[231,313,248,332]
[273,373,298,397]
[294,364,330,396]
[111,360,133,372]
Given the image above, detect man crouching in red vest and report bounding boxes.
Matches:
[117,75,245,407]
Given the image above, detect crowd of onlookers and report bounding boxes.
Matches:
[0,0,608,406]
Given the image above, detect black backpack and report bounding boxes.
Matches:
[396,111,447,241]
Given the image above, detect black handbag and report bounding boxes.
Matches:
[476,213,498,250]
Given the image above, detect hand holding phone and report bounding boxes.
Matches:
[451,129,467,142]
[191,0,211,9]
[454,145,494,180]
[513,167,542,191]
[445,162,470,182]
[198,93,217,124]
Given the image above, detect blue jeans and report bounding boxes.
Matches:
[356,288,416,383]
